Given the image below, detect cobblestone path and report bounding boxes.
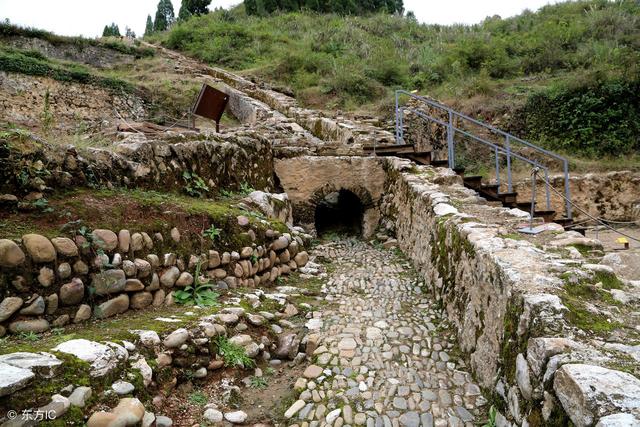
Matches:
[286,239,487,427]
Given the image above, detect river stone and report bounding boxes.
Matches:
[112,380,135,395]
[133,330,161,347]
[0,297,23,322]
[20,296,45,315]
[285,400,305,418]
[92,269,126,295]
[51,237,78,257]
[204,408,224,423]
[73,260,89,275]
[125,279,145,291]
[0,362,34,397]
[595,413,640,426]
[22,234,56,262]
[58,262,72,279]
[163,328,189,348]
[68,386,92,407]
[209,250,221,268]
[37,266,55,287]
[0,352,62,376]
[554,364,640,427]
[275,333,301,360]
[118,230,131,253]
[152,289,165,307]
[272,236,289,251]
[54,339,127,377]
[87,411,120,427]
[46,294,59,314]
[224,411,248,424]
[175,272,194,287]
[303,364,323,379]
[96,294,129,318]
[0,239,25,267]
[294,251,309,267]
[131,292,153,309]
[112,397,145,425]
[160,267,180,287]
[9,319,50,333]
[60,278,85,305]
[156,416,173,427]
[133,259,151,278]
[92,229,118,251]
[74,304,92,323]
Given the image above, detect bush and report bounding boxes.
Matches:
[522,75,640,156]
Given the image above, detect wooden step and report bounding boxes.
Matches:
[463,175,483,190]
[498,192,518,206]
[403,152,432,165]
[363,144,415,154]
[453,167,465,176]
[431,159,449,167]
[534,210,557,223]
[516,201,536,211]
[480,184,500,200]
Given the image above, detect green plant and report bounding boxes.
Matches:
[482,406,497,427]
[188,391,208,405]
[213,335,255,369]
[18,331,40,341]
[182,171,210,197]
[33,197,54,213]
[239,182,255,196]
[203,224,221,241]
[174,262,220,307]
[249,376,268,389]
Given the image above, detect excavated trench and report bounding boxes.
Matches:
[314,189,364,236]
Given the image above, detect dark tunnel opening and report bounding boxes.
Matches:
[314,189,364,236]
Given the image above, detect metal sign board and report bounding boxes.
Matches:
[192,84,230,132]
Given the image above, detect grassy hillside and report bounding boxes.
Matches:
[150,0,640,157]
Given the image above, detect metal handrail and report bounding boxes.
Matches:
[395,90,572,219]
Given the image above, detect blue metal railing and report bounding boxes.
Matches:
[395,90,572,219]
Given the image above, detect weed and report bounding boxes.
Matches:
[18,332,40,342]
[203,224,221,241]
[482,406,497,427]
[174,262,220,307]
[239,182,255,196]
[249,376,268,389]
[188,391,208,406]
[214,335,255,369]
[182,171,210,197]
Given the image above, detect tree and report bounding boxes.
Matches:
[125,26,136,38]
[245,0,258,15]
[144,15,154,36]
[154,0,175,32]
[181,0,211,16]
[102,23,121,37]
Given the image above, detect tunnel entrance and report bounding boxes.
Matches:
[314,189,364,236]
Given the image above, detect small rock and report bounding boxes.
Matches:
[22,234,56,262]
[224,410,248,424]
[0,239,26,267]
[112,380,135,395]
[204,408,224,423]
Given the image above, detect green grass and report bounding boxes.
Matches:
[0,46,137,94]
[188,391,208,405]
[213,335,255,369]
[1,21,155,58]
[149,0,640,157]
[249,376,269,389]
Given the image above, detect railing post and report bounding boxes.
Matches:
[447,110,454,169]
[563,160,572,219]
[495,148,500,187]
[395,91,401,145]
[544,168,551,210]
[506,135,512,192]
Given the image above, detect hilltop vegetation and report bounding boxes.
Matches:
[151,0,640,157]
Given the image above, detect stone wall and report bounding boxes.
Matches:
[274,156,387,238]
[380,158,640,426]
[513,170,640,222]
[0,225,310,337]
[0,132,274,198]
[0,72,147,131]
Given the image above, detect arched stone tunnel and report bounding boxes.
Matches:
[273,156,386,238]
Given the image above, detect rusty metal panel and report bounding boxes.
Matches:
[192,84,230,131]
